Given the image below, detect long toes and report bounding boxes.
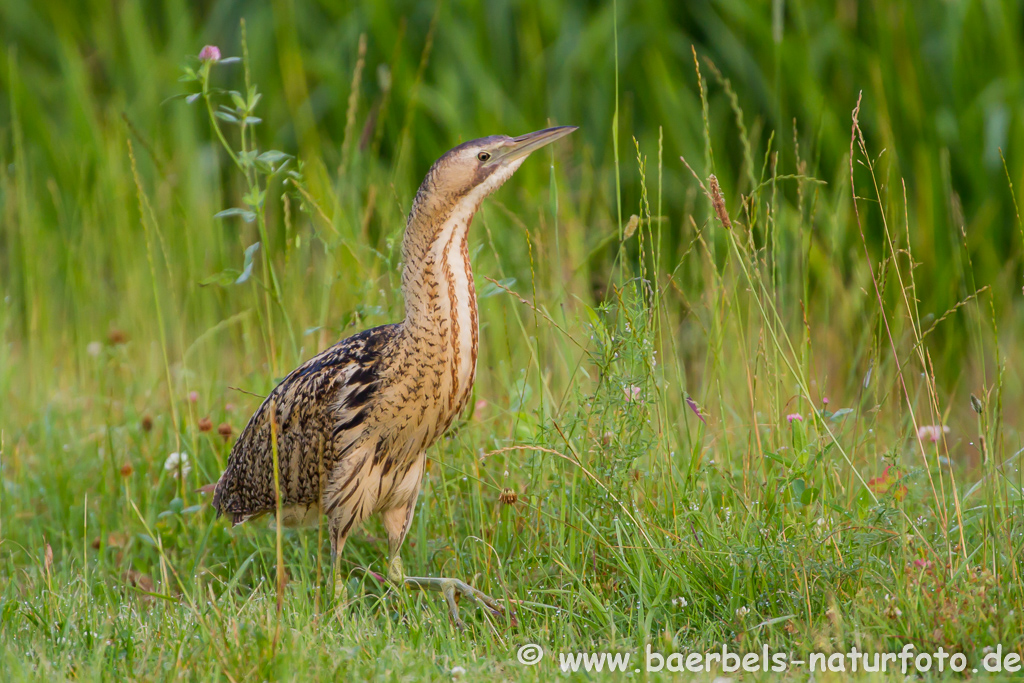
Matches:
[476,594,504,616]
[452,580,508,619]
[441,584,463,629]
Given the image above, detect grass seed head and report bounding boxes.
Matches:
[708,174,732,230]
[623,214,640,239]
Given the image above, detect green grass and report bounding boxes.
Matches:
[2,1,1024,680]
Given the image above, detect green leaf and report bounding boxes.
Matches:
[214,111,239,124]
[161,92,193,104]
[236,242,261,284]
[169,497,184,513]
[855,488,873,516]
[224,552,258,594]
[217,56,241,65]
[830,408,854,420]
[181,505,203,515]
[791,478,806,502]
[480,277,517,299]
[238,149,257,169]
[764,451,794,469]
[257,150,291,165]
[801,487,819,506]
[199,269,241,287]
[229,91,246,111]
[214,208,256,223]
[242,187,265,209]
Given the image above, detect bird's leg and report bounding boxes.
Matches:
[382,502,506,629]
[328,518,349,606]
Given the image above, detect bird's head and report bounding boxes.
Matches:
[420,126,578,210]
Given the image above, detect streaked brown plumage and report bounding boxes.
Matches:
[210,126,576,626]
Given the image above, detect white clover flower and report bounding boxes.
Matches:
[164,452,191,478]
[735,606,750,618]
[672,596,688,608]
[87,341,102,357]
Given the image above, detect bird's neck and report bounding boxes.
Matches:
[400,190,479,327]
[398,192,480,416]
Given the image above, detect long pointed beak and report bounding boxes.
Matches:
[488,125,578,166]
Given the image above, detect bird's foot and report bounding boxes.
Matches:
[402,575,511,630]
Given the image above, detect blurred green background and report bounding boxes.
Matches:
[3,0,1024,350]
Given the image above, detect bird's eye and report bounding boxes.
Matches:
[477,151,491,162]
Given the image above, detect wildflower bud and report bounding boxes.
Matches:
[198,45,221,62]
[119,463,134,477]
[188,391,199,404]
[198,416,213,432]
[685,396,707,424]
[141,415,153,432]
[217,422,233,440]
[499,488,518,506]
[970,393,983,414]
[602,432,614,446]
[107,328,128,345]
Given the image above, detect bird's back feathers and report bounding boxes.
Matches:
[212,323,400,523]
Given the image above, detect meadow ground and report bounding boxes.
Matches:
[2,2,1024,680]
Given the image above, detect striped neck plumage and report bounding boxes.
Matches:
[399,152,525,332]
[400,194,480,333]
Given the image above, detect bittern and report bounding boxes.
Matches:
[209,126,577,626]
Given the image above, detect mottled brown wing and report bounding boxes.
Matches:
[212,324,399,524]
